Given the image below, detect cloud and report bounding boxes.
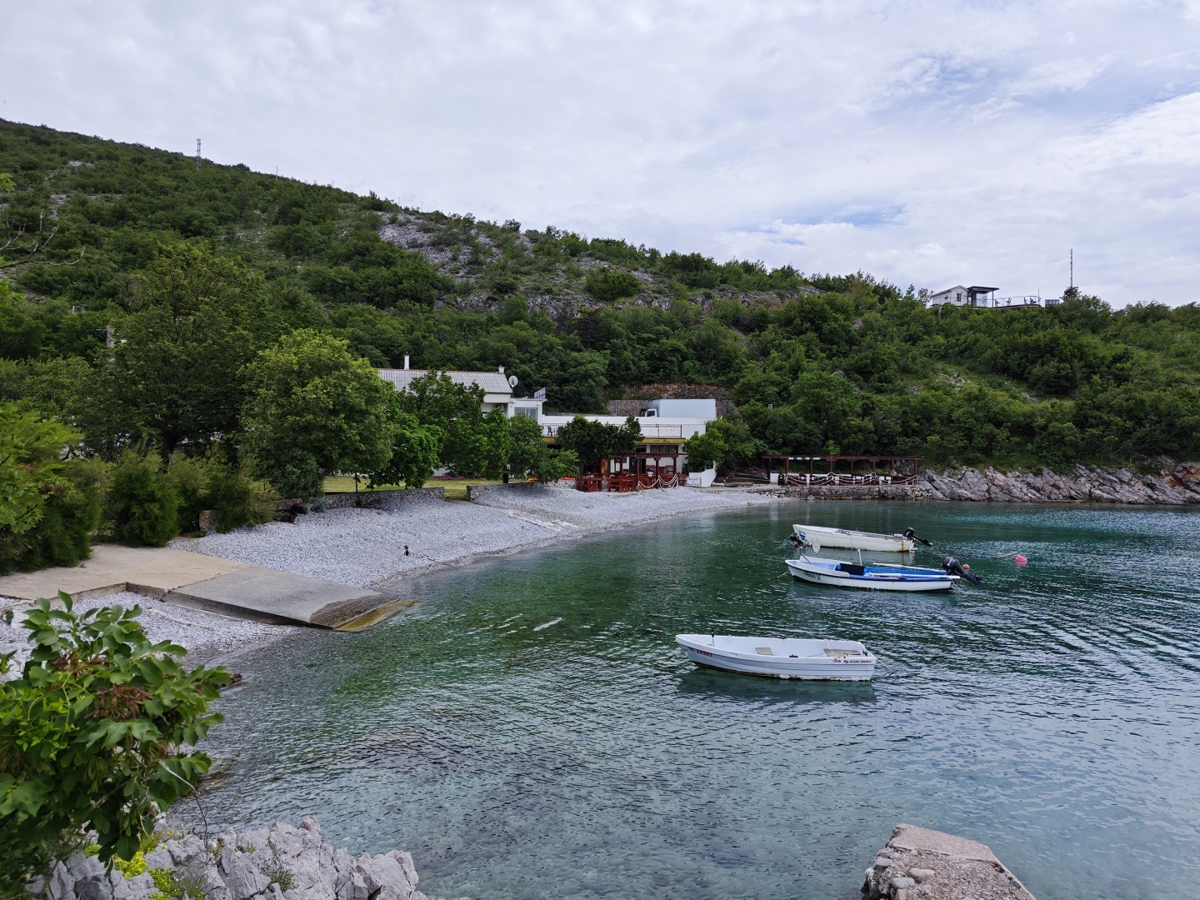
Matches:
[2,0,1199,305]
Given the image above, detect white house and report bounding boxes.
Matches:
[927,285,998,308]
[377,356,546,420]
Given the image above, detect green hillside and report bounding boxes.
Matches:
[2,118,1198,468]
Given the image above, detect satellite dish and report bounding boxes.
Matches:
[508,375,519,388]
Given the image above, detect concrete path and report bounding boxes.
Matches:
[0,544,386,630]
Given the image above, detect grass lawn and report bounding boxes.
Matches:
[323,475,503,500]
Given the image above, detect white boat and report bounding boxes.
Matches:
[676,634,876,680]
[792,524,928,553]
[786,555,957,592]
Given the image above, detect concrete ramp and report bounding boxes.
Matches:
[165,568,387,629]
[0,544,394,630]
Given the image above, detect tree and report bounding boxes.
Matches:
[96,244,278,458]
[242,330,397,499]
[507,414,578,482]
[556,415,641,472]
[366,396,442,489]
[0,594,227,892]
[683,417,760,474]
[396,373,501,478]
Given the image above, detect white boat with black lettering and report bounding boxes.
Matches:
[785,554,958,592]
[791,524,931,553]
[676,634,876,680]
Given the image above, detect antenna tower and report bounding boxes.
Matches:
[1070,249,1073,290]
[195,139,201,171]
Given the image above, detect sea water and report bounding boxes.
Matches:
[194,501,1200,899]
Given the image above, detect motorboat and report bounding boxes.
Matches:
[786,554,958,592]
[676,634,876,680]
[791,524,930,553]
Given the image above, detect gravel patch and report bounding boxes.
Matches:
[1,591,299,678]
[177,486,771,588]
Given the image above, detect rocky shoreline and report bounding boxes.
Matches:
[919,461,1200,505]
[27,818,464,900]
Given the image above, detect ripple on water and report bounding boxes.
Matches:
[196,502,1200,900]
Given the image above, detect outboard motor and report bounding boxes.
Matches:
[902,527,933,547]
[943,555,982,585]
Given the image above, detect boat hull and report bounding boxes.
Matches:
[786,557,957,592]
[792,524,914,553]
[676,634,876,680]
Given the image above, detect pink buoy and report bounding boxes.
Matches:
[1014,554,1028,566]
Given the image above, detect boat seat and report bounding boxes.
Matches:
[824,648,856,658]
[755,647,774,656]
[835,563,866,575]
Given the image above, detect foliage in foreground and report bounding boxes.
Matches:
[0,594,227,893]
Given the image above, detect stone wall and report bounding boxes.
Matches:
[464,481,545,502]
[920,462,1200,505]
[323,487,446,509]
[27,818,465,900]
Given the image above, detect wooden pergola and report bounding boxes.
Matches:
[761,455,924,486]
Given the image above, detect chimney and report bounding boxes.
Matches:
[498,366,504,374]
[404,355,410,370]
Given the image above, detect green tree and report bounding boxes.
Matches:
[366,397,442,489]
[242,329,397,499]
[0,594,227,891]
[396,373,504,478]
[683,417,760,474]
[507,414,578,482]
[95,244,278,457]
[556,415,641,472]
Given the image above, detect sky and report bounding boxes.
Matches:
[4,1,1200,306]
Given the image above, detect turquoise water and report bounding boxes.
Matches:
[195,502,1200,899]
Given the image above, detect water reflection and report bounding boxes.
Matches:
[675,666,878,706]
[195,501,1200,900]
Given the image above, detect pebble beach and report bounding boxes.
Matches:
[2,485,770,670]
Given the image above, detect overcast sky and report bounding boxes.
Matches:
[5,1,1199,306]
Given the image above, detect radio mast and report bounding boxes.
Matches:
[1070,249,1073,290]
[195,139,201,171]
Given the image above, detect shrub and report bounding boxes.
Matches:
[169,450,278,533]
[0,405,103,575]
[583,267,642,302]
[105,450,180,546]
[0,458,106,573]
[0,593,227,892]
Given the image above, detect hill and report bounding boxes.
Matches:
[2,118,1198,469]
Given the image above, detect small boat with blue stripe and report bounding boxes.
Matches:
[786,554,959,592]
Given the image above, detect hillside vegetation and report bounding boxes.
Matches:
[2,118,1199,470]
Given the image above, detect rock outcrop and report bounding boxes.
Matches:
[26,818,467,900]
[861,823,1035,900]
[920,461,1200,505]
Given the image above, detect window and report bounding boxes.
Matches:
[514,406,538,420]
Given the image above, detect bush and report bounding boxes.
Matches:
[0,458,106,573]
[584,267,642,302]
[169,451,278,534]
[0,593,227,891]
[105,451,180,546]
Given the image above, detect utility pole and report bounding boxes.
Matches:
[195,139,201,171]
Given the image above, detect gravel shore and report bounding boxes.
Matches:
[0,591,300,677]
[178,484,772,588]
[3,486,768,669]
